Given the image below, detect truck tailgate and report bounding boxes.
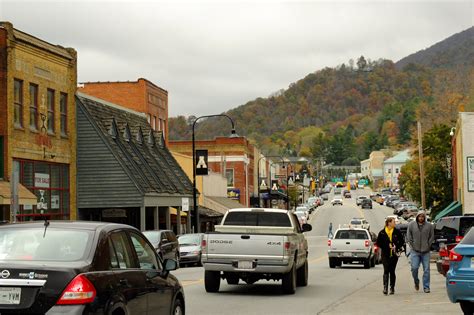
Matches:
[330,239,367,252]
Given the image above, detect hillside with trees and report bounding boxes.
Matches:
[169,27,474,167]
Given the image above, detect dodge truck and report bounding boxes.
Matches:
[202,208,312,294]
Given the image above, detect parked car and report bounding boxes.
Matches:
[435,216,474,246]
[446,227,474,314]
[356,196,368,206]
[343,191,352,198]
[321,193,329,201]
[328,228,376,268]
[394,202,417,216]
[202,208,312,294]
[400,205,419,219]
[306,197,318,210]
[0,221,184,314]
[361,198,373,209]
[385,195,400,207]
[295,206,310,219]
[143,230,180,262]
[331,197,343,206]
[357,183,365,189]
[179,233,205,266]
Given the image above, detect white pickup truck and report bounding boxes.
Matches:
[327,227,376,269]
[202,208,312,294]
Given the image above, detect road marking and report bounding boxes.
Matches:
[308,255,327,264]
[421,302,452,305]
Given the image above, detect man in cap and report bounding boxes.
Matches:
[407,210,434,293]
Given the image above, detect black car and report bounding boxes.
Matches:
[361,198,373,209]
[433,215,474,250]
[0,221,184,314]
[143,230,180,262]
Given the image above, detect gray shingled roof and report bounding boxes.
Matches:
[76,94,193,196]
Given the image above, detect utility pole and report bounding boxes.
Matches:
[417,121,426,209]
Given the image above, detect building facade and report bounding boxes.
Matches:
[169,137,255,207]
[0,22,77,221]
[383,150,410,188]
[78,78,169,143]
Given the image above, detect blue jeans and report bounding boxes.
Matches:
[410,250,430,290]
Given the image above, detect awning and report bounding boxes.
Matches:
[434,201,462,222]
[170,207,188,217]
[203,196,246,215]
[0,181,36,206]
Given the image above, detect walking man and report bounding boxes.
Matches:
[407,210,434,293]
[328,222,333,239]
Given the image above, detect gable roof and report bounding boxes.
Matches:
[384,149,411,164]
[76,93,193,196]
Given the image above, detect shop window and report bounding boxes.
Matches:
[226,169,234,187]
[14,79,23,128]
[47,89,55,133]
[60,93,68,135]
[29,84,39,130]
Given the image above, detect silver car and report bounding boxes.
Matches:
[178,233,204,266]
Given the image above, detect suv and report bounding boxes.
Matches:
[361,198,373,209]
[434,216,474,247]
[356,196,367,206]
[143,230,180,262]
[328,228,376,268]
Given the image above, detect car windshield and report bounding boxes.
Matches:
[460,217,474,236]
[0,228,93,261]
[143,231,161,244]
[359,196,367,199]
[351,220,362,225]
[335,230,368,240]
[178,234,201,246]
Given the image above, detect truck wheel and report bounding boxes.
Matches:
[335,259,342,267]
[205,271,221,293]
[364,258,371,269]
[226,273,239,285]
[282,263,297,294]
[296,260,308,287]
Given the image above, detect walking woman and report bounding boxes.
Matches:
[377,217,405,295]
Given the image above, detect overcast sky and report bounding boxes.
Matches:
[1,0,473,116]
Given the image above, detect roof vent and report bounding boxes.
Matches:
[123,124,131,142]
[108,118,118,139]
[137,127,144,144]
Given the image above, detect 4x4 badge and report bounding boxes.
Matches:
[0,270,10,279]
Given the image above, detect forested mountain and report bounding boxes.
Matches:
[169,27,474,165]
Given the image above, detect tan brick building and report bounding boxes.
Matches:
[0,22,77,221]
[78,79,169,143]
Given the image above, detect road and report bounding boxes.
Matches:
[173,189,394,315]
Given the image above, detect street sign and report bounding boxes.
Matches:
[182,198,189,212]
[195,149,209,175]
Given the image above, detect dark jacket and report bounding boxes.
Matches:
[377,227,405,258]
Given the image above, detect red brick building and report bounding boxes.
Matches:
[78,78,169,143]
[169,137,256,206]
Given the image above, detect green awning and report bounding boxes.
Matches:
[434,201,462,222]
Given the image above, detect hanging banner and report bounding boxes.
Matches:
[195,150,209,176]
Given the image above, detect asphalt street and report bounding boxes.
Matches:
[173,189,395,315]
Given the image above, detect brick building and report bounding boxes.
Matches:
[169,137,256,206]
[0,22,77,221]
[78,78,169,143]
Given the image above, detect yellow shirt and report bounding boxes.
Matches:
[385,226,394,243]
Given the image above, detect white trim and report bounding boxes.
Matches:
[208,155,249,164]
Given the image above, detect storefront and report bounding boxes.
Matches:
[13,159,70,221]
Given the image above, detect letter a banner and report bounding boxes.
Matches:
[195,149,209,175]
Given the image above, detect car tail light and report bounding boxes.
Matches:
[327,239,331,246]
[364,240,370,247]
[57,274,96,305]
[201,239,207,250]
[449,250,463,262]
[439,247,449,257]
[455,236,463,243]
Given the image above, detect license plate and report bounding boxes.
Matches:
[237,261,253,269]
[471,257,474,269]
[0,287,21,305]
[343,252,352,257]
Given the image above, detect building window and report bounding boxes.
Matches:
[29,83,39,130]
[395,168,399,174]
[47,89,55,133]
[15,159,70,221]
[151,115,156,130]
[226,169,234,187]
[147,114,151,124]
[60,93,68,135]
[14,79,23,128]
[387,168,391,174]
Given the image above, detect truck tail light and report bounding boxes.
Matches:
[449,250,463,262]
[284,242,291,254]
[364,240,370,247]
[57,274,96,305]
[327,239,331,246]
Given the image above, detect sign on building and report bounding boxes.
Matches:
[195,150,209,176]
[182,198,189,212]
[468,157,474,192]
[34,173,50,188]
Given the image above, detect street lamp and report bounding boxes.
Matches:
[192,114,238,233]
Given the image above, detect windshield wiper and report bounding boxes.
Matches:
[43,215,50,238]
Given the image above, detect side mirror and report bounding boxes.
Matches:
[162,259,178,276]
[302,223,312,232]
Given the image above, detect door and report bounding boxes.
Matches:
[128,232,174,314]
[109,231,148,315]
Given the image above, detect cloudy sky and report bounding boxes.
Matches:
[1,0,473,116]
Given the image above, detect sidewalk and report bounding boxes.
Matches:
[320,257,460,315]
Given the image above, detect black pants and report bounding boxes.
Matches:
[382,255,399,288]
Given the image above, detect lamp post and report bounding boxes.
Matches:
[192,114,238,233]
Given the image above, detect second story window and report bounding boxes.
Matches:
[60,93,68,135]
[29,83,39,131]
[14,79,23,128]
[47,89,55,133]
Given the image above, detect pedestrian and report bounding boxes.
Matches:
[328,222,333,239]
[407,210,435,293]
[377,217,405,295]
